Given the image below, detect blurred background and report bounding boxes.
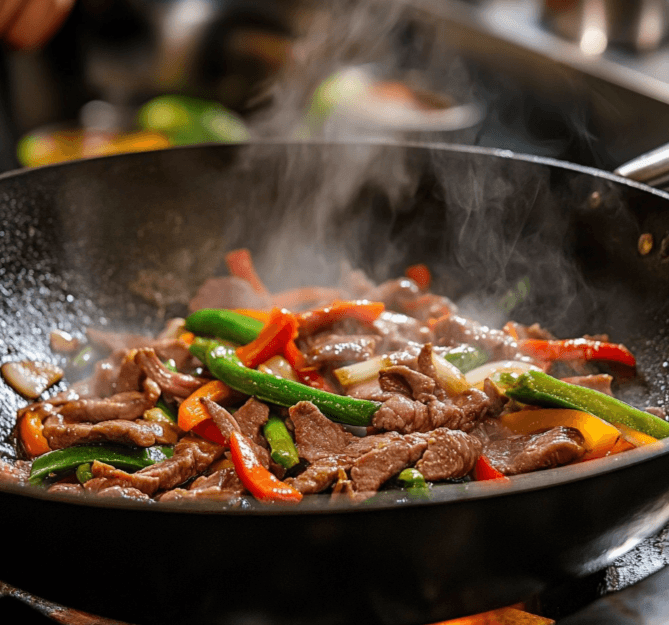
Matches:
[2,0,669,174]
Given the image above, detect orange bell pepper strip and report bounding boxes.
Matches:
[440,606,554,624]
[295,300,385,334]
[500,409,622,460]
[473,455,509,481]
[178,380,236,445]
[405,263,431,290]
[518,338,636,368]
[232,308,271,324]
[614,422,659,448]
[225,248,269,295]
[229,430,303,504]
[236,308,298,369]
[19,410,51,457]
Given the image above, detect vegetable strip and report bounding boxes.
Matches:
[196,340,381,426]
[519,338,636,367]
[236,308,298,369]
[229,431,302,503]
[184,308,264,345]
[505,371,669,439]
[263,415,300,469]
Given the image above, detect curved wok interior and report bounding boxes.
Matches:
[3,142,669,624]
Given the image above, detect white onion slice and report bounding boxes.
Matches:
[258,355,300,382]
[431,352,470,396]
[49,329,80,353]
[1,361,64,399]
[465,360,541,389]
[334,355,394,387]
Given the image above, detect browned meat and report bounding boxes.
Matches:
[189,276,272,312]
[349,435,428,498]
[504,321,555,341]
[289,401,354,462]
[86,435,225,496]
[372,381,505,434]
[201,398,240,440]
[305,334,378,366]
[379,365,437,402]
[432,314,530,362]
[0,458,30,483]
[286,457,343,494]
[160,466,246,502]
[47,483,84,495]
[232,398,270,446]
[346,379,397,402]
[42,415,164,449]
[372,311,431,349]
[561,374,613,396]
[415,429,481,481]
[484,427,586,475]
[646,406,667,419]
[90,485,150,500]
[364,278,422,311]
[58,377,160,423]
[134,348,206,398]
[400,293,457,322]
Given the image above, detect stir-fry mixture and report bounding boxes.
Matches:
[2,249,667,504]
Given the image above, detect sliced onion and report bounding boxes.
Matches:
[49,329,80,353]
[334,355,394,387]
[431,352,470,396]
[1,361,64,399]
[465,360,541,390]
[258,355,300,382]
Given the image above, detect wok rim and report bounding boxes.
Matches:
[1,138,669,517]
[2,138,669,200]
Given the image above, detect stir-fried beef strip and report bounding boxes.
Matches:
[304,334,379,366]
[134,348,206,399]
[415,429,482,481]
[372,311,431,350]
[289,401,354,462]
[432,314,531,362]
[58,377,161,423]
[561,374,613,396]
[85,435,225,496]
[372,378,506,434]
[484,427,586,475]
[379,366,438,402]
[159,465,246,502]
[346,379,397,402]
[42,416,167,449]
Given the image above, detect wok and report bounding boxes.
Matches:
[2,141,669,625]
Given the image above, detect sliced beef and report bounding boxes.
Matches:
[289,401,354,462]
[201,398,241,440]
[189,276,272,312]
[42,415,163,449]
[372,311,430,350]
[233,398,271,446]
[372,380,505,434]
[346,379,397,402]
[646,406,667,419]
[286,457,343,494]
[484,426,586,476]
[400,293,457,322]
[305,334,378,366]
[349,435,428,499]
[415,429,481,481]
[379,365,437,402]
[159,466,246,502]
[561,374,613,396]
[86,435,225,496]
[47,483,84,496]
[58,377,160,423]
[89,485,151,500]
[364,278,422,311]
[0,458,30,484]
[134,348,206,398]
[432,314,531,362]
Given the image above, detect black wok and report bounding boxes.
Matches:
[2,141,669,625]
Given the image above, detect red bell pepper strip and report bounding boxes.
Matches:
[229,430,303,504]
[225,248,269,295]
[405,263,431,290]
[518,338,636,368]
[473,455,509,481]
[236,308,298,369]
[295,300,384,334]
[283,337,336,391]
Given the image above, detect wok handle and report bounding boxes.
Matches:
[614,143,669,189]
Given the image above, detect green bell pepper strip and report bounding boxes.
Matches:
[443,345,488,374]
[192,340,381,426]
[505,370,669,439]
[263,415,300,469]
[29,445,174,485]
[184,309,265,345]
